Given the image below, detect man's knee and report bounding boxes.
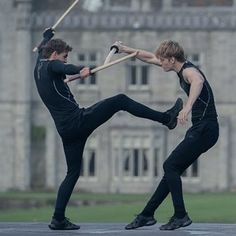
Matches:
[115,93,128,102]
[114,94,130,110]
[163,160,172,173]
[163,158,179,173]
[163,159,184,177]
[67,172,80,184]
[67,164,82,178]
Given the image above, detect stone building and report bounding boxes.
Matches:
[0,0,236,193]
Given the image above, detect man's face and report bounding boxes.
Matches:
[159,57,174,72]
[55,52,68,63]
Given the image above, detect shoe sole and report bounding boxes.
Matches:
[48,225,80,230]
[181,219,192,228]
[173,220,192,230]
[159,219,192,231]
[125,219,157,230]
[145,219,157,226]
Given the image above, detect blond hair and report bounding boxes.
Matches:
[155,40,185,62]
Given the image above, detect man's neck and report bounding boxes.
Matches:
[173,61,185,73]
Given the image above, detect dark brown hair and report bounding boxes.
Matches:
[155,40,185,62]
[42,39,72,58]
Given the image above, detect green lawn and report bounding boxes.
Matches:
[0,191,235,223]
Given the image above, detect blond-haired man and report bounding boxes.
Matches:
[113,40,219,230]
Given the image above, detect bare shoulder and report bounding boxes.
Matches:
[182,67,204,83]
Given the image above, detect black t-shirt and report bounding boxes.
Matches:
[177,61,217,123]
[34,58,83,133]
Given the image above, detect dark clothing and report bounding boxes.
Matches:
[34,38,170,220]
[141,61,219,219]
[34,59,83,135]
[53,94,169,220]
[177,61,217,123]
[141,118,219,218]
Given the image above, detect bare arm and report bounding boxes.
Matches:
[178,68,204,124]
[113,42,161,66]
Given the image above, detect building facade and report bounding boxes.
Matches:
[0,0,236,193]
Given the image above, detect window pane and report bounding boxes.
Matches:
[130,66,137,85]
[142,149,148,176]
[77,78,85,85]
[90,53,97,61]
[141,66,148,85]
[192,54,199,62]
[133,149,139,177]
[89,66,97,84]
[78,53,85,61]
[90,74,96,85]
[123,149,130,176]
[88,150,96,176]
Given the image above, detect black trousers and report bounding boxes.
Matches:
[53,94,170,220]
[141,118,219,218]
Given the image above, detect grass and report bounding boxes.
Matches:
[0,191,235,223]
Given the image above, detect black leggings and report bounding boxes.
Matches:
[141,119,219,218]
[54,94,170,220]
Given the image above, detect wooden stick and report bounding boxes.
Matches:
[52,0,79,29]
[33,0,79,52]
[64,51,138,83]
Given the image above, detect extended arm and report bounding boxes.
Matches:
[49,60,85,75]
[111,41,161,66]
[34,28,55,69]
[38,28,55,54]
[178,68,204,124]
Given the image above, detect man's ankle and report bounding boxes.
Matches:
[53,215,65,222]
[174,212,187,219]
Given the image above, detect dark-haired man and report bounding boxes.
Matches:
[34,29,183,230]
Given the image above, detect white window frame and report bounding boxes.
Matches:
[111,129,165,182]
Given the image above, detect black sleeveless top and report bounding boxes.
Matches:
[177,61,217,123]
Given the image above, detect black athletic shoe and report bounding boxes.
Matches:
[125,214,157,230]
[48,217,80,230]
[164,98,183,130]
[159,213,192,230]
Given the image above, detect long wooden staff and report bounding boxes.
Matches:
[33,0,79,52]
[64,51,138,83]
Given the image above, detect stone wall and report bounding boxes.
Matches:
[0,0,235,192]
